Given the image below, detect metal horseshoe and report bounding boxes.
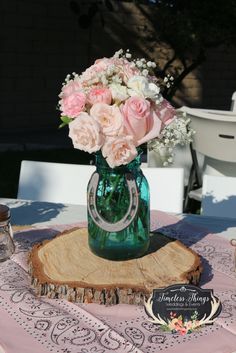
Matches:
[87,172,139,232]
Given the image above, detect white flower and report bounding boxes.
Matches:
[146,82,161,99]
[127,75,147,97]
[148,113,195,166]
[136,60,143,68]
[111,74,122,84]
[109,83,129,102]
[142,69,149,76]
[127,75,160,100]
[107,65,115,76]
[155,95,163,104]
[101,75,108,85]
[113,49,123,58]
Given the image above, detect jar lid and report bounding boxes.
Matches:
[0,204,10,221]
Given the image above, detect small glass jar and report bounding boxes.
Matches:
[0,204,15,262]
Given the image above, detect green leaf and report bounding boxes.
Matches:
[60,116,72,124]
[58,123,66,129]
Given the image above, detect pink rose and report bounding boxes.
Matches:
[68,112,104,153]
[59,91,86,118]
[122,96,152,141]
[59,78,81,98]
[87,87,112,105]
[136,109,164,146]
[155,99,176,127]
[122,97,165,146]
[112,57,141,83]
[90,103,123,137]
[94,57,111,70]
[102,135,137,168]
[80,58,110,85]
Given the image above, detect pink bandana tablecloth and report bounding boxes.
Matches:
[0,211,236,353]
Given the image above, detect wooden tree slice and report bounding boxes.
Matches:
[29,228,202,305]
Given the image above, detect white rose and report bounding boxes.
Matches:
[127,75,148,98]
[127,76,160,100]
[109,83,129,102]
[146,82,161,99]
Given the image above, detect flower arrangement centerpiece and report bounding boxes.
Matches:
[59,49,178,166]
[58,49,188,260]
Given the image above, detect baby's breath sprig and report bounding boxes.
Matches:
[133,57,157,76]
[164,74,174,89]
[118,49,157,77]
[148,111,195,166]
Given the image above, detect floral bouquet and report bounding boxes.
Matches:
[58,49,180,168]
[57,50,193,260]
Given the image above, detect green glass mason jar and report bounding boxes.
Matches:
[87,151,150,260]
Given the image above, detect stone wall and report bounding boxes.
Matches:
[0,0,235,135]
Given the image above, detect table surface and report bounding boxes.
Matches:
[0,198,236,353]
[2,197,236,240]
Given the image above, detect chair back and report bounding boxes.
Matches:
[231,91,236,112]
[17,160,96,205]
[201,174,236,219]
[188,109,236,163]
[17,160,184,212]
[142,167,184,213]
[180,106,236,211]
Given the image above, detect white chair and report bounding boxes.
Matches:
[201,175,236,219]
[231,91,236,112]
[17,160,96,205]
[142,167,184,213]
[181,106,236,211]
[17,160,184,213]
